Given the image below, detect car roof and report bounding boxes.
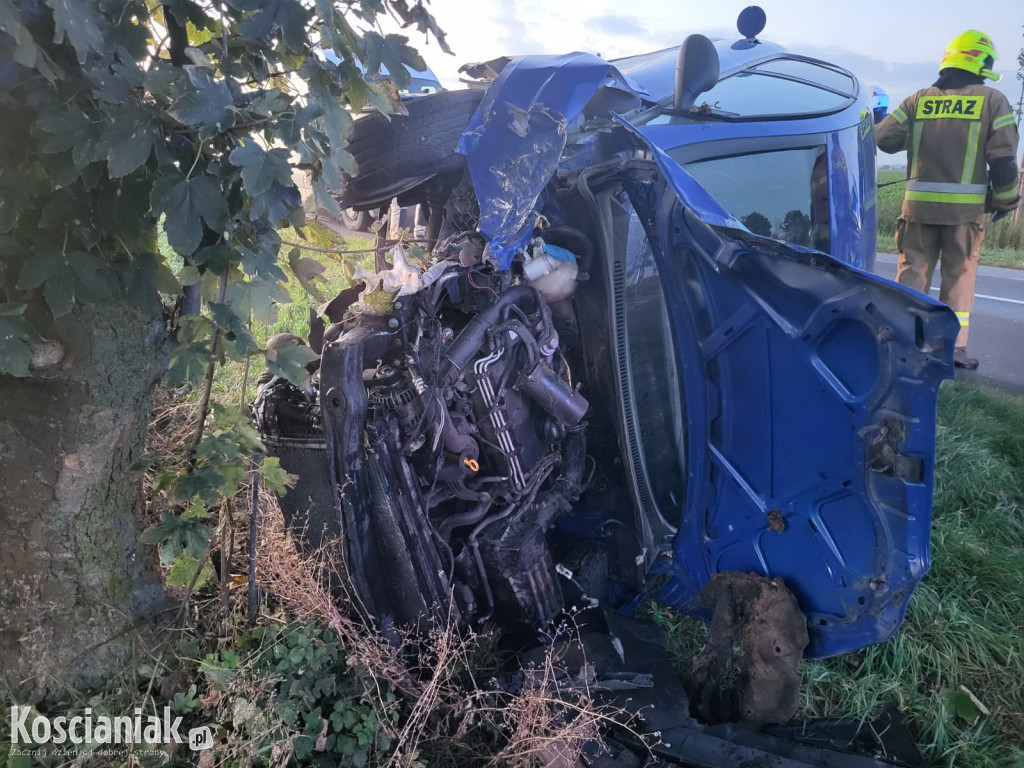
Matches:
[611,38,857,106]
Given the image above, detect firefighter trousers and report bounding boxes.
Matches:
[894,218,984,348]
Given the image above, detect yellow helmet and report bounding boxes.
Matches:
[941,30,1001,82]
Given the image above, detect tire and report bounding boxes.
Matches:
[339,207,373,231]
[339,89,485,210]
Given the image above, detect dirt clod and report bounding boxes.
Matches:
[690,571,809,726]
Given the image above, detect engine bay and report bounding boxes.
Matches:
[254,218,612,638]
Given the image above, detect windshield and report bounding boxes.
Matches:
[643,56,857,120]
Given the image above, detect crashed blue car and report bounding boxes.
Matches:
[257,12,960,664]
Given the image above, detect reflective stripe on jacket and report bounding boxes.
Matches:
[876,85,1020,224]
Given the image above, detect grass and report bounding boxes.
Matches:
[654,381,1024,768]
[877,169,1024,270]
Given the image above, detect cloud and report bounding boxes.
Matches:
[584,13,649,41]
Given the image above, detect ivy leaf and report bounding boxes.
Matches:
[236,237,287,282]
[247,87,292,118]
[141,514,183,546]
[168,66,234,134]
[209,301,260,359]
[229,141,294,198]
[0,3,60,80]
[17,248,78,317]
[45,0,105,64]
[43,267,75,317]
[274,103,321,146]
[319,152,343,192]
[71,122,105,171]
[361,32,425,91]
[166,554,215,589]
[68,251,113,301]
[313,178,341,220]
[249,182,302,227]
[171,465,227,504]
[97,106,161,178]
[151,173,229,255]
[265,342,316,387]
[133,251,182,298]
[176,265,202,286]
[35,105,92,154]
[193,244,232,273]
[17,246,63,290]
[303,61,352,152]
[120,252,179,312]
[166,341,214,387]
[363,79,405,117]
[260,456,297,494]
[145,62,184,98]
[226,279,286,325]
[234,0,311,53]
[288,246,327,301]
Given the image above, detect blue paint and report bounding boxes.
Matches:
[453,36,959,657]
[458,53,640,269]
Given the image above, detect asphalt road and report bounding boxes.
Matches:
[874,253,1024,394]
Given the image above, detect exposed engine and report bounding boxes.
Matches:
[257,256,590,636]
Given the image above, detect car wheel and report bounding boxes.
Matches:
[339,207,373,231]
[339,89,485,210]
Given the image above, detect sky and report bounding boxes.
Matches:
[387,0,1024,114]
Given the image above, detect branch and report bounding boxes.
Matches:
[187,265,229,458]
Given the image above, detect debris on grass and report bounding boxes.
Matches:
[946,685,990,726]
[690,571,808,725]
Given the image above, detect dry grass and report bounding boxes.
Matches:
[248,494,654,767]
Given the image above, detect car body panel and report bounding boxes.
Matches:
[456,46,959,656]
[457,52,641,269]
[618,123,958,655]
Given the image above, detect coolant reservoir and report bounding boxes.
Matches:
[524,240,579,303]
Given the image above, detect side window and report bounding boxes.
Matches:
[678,147,830,251]
[617,204,687,519]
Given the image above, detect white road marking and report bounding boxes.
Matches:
[926,287,1024,306]
[976,293,1024,306]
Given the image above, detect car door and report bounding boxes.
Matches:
[613,130,959,658]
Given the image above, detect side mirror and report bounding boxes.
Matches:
[674,34,720,110]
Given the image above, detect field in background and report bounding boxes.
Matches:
[877,169,1024,270]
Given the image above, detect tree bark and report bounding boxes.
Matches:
[0,300,170,701]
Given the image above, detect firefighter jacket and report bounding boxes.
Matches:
[876,84,1019,225]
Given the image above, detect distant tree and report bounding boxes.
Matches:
[741,211,772,237]
[779,210,812,246]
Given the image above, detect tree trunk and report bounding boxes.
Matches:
[0,300,170,702]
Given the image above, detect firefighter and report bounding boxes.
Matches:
[876,30,1020,370]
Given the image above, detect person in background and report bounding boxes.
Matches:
[876,30,1020,370]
